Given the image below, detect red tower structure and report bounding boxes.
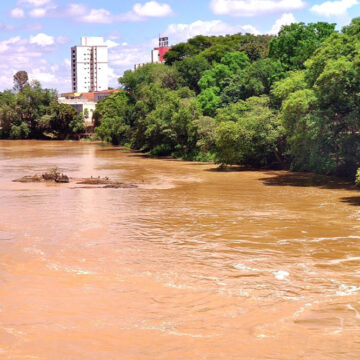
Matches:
[152,37,171,63]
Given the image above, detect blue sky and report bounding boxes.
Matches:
[0,0,359,92]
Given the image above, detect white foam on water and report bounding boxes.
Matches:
[47,263,92,276]
[293,303,313,318]
[311,235,360,243]
[336,284,360,297]
[233,263,261,272]
[347,304,360,319]
[327,256,360,265]
[330,317,344,335]
[164,281,194,290]
[23,247,45,256]
[167,330,216,338]
[273,271,290,281]
[234,264,291,281]
[137,321,215,338]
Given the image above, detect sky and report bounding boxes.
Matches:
[0,0,359,93]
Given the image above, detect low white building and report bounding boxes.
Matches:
[71,36,108,93]
[58,97,96,125]
[58,90,122,126]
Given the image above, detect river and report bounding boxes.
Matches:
[0,140,359,359]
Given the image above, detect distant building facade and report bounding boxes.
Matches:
[151,37,171,63]
[135,37,172,71]
[71,37,108,93]
[59,90,121,126]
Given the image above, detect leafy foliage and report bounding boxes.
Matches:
[93,18,358,180]
[214,96,284,166]
[0,80,83,140]
[269,22,336,70]
[356,169,360,187]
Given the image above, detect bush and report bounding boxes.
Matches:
[149,144,173,156]
[356,169,360,187]
[9,122,30,139]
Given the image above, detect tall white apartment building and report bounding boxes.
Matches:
[71,37,108,93]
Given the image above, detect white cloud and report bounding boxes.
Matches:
[56,36,69,45]
[210,0,306,17]
[77,2,173,23]
[81,9,112,24]
[133,1,173,17]
[0,23,16,31]
[29,33,55,46]
[0,37,21,54]
[108,66,120,83]
[110,44,149,68]
[23,23,43,31]
[311,0,358,17]
[11,8,25,18]
[29,7,47,17]
[0,34,71,92]
[64,4,88,17]
[18,0,51,6]
[11,1,174,23]
[29,69,58,84]
[242,24,260,34]
[268,13,297,34]
[105,40,120,48]
[163,20,259,44]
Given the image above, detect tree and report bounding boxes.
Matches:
[175,55,210,93]
[239,41,269,62]
[271,71,307,106]
[93,91,130,127]
[9,122,30,139]
[269,22,336,70]
[13,71,29,92]
[278,19,360,177]
[220,51,250,74]
[119,63,179,92]
[214,96,284,166]
[193,116,217,158]
[197,87,221,116]
[95,117,129,145]
[221,58,285,105]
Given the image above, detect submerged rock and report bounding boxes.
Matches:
[55,174,70,183]
[13,175,43,183]
[13,173,136,189]
[76,178,112,185]
[103,183,138,189]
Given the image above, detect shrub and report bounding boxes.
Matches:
[356,169,360,187]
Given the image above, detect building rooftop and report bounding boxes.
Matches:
[80,36,104,46]
[60,89,121,102]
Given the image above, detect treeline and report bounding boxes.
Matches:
[94,18,360,178]
[0,71,84,140]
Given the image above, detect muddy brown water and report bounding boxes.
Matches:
[0,140,359,359]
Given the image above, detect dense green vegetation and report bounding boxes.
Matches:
[93,18,360,180]
[0,72,84,140]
